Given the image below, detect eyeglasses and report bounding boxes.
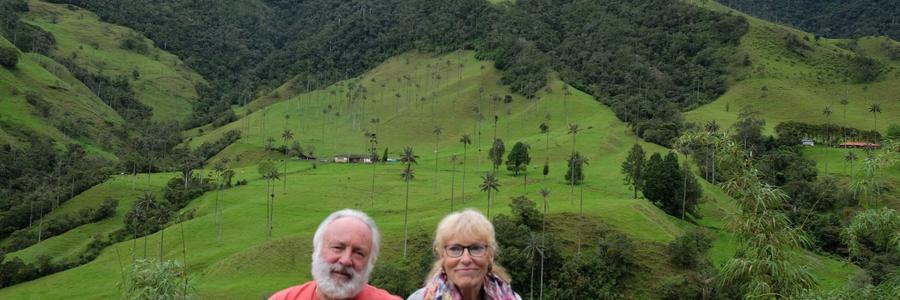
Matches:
[445,244,488,258]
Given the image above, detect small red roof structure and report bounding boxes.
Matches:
[839,142,881,149]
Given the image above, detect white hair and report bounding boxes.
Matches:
[311,209,381,273]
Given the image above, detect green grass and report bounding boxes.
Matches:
[684,2,900,135]
[23,0,204,122]
[0,36,120,156]
[0,50,859,299]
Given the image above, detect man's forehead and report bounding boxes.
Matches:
[324,217,372,245]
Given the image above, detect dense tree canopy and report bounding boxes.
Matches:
[720,0,900,40]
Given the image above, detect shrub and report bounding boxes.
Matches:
[121,259,193,299]
[0,46,19,68]
[669,230,713,268]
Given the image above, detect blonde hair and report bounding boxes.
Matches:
[425,209,510,283]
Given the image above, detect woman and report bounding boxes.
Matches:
[408,209,521,300]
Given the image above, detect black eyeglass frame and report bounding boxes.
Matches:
[444,244,489,258]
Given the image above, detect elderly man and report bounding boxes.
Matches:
[270,209,401,300]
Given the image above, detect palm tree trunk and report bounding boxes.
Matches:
[450,163,456,212]
[487,189,492,218]
[403,179,410,257]
[371,162,377,207]
[462,145,467,202]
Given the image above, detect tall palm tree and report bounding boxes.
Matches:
[281,129,294,194]
[840,94,849,137]
[845,150,857,176]
[400,146,418,257]
[480,172,500,218]
[538,187,550,300]
[868,103,881,132]
[567,123,580,198]
[433,126,443,194]
[459,134,472,202]
[563,83,570,124]
[823,106,833,145]
[368,132,378,207]
[449,155,460,212]
[539,122,550,178]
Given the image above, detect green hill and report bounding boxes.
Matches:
[0,35,120,156]
[684,2,900,135]
[22,0,203,122]
[0,51,857,299]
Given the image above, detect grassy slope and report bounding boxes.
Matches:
[684,2,900,135]
[23,0,203,122]
[0,36,119,156]
[0,51,855,299]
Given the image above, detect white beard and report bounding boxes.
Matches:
[312,255,368,299]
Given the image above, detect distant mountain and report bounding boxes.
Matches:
[719,0,900,40]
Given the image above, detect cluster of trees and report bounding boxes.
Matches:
[2,198,116,254]
[0,139,112,240]
[0,0,55,56]
[622,144,703,220]
[372,197,637,299]
[677,108,900,294]
[0,45,17,68]
[0,220,122,289]
[776,121,881,145]
[45,0,744,145]
[55,55,152,122]
[720,0,900,40]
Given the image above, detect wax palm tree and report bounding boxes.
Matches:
[823,106,833,145]
[539,122,550,180]
[433,126,443,193]
[459,134,472,202]
[523,232,543,300]
[449,155,460,212]
[480,172,500,218]
[845,150,858,175]
[840,95,849,136]
[538,187,550,299]
[400,146,418,257]
[567,123,580,197]
[869,103,881,131]
[281,129,294,194]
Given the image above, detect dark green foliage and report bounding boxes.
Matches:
[621,144,646,199]
[1,198,118,254]
[505,142,531,175]
[642,152,702,219]
[776,121,881,145]
[846,55,884,83]
[887,123,900,140]
[25,92,53,118]
[0,140,112,239]
[547,231,636,299]
[489,138,505,171]
[659,275,702,300]
[0,45,18,68]
[564,152,587,185]
[758,146,817,186]
[732,106,767,154]
[669,230,714,269]
[194,130,241,161]
[163,175,211,210]
[369,231,433,297]
[91,198,118,222]
[720,0,900,40]
[492,197,563,298]
[55,56,152,121]
[118,32,149,54]
[123,193,171,237]
[46,0,743,138]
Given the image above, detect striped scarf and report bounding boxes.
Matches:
[422,271,517,300]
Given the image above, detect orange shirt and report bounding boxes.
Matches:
[269,281,402,300]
